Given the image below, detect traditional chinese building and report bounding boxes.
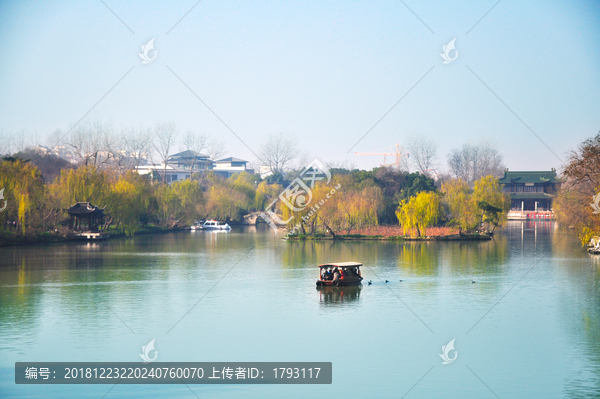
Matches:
[498,169,561,220]
[66,202,109,239]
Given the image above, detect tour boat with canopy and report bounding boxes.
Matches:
[316,262,363,286]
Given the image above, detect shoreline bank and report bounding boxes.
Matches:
[285,233,493,241]
[0,226,187,248]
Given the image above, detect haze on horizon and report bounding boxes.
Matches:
[0,0,599,173]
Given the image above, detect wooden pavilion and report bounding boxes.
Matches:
[66,202,109,240]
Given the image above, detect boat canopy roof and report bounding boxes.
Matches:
[318,262,362,268]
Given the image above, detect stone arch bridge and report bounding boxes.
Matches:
[243,211,287,227]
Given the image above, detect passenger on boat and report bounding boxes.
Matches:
[333,269,340,282]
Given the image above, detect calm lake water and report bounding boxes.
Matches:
[1,221,599,398]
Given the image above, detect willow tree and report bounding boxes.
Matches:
[255,181,282,210]
[206,183,250,222]
[472,175,510,233]
[278,179,336,235]
[154,184,181,226]
[335,186,382,233]
[0,159,45,234]
[441,178,478,232]
[396,191,441,237]
[170,180,205,224]
[107,172,154,235]
[49,166,112,208]
[441,176,508,234]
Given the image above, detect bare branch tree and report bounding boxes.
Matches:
[0,130,14,156]
[399,153,411,173]
[447,139,504,185]
[182,130,209,171]
[46,129,63,150]
[477,140,505,179]
[152,122,179,183]
[67,121,115,171]
[123,127,152,171]
[293,151,311,170]
[205,139,226,162]
[405,135,438,176]
[13,129,38,153]
[326,160,357,171]
[259,133,298,174]
[448,145,472,183]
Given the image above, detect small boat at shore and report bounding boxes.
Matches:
[191,220,231,231]
[316,262,363,286]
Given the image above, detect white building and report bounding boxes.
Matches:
[212,157,254,178]
[259,165,273,179]
[136,164,191,184]
[135,154,254,183]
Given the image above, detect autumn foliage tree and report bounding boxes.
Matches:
[278,175,384,236]
[441,176,509,234]
[441,179,478,232]
[472,175,510,233]
[555,133,600,245]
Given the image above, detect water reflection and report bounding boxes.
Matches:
[556,241,600,398]
[317,285,362,305]
[3,223,600,398]
[396,242,439,276]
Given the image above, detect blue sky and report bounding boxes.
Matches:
[0,0,598,171]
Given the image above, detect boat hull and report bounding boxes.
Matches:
[316,278,363,287]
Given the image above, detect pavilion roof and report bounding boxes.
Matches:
[67,202,105,216]
[498,170,560,184]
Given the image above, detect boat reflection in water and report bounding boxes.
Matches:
[317,285,362,305]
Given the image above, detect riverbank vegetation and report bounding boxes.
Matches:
[0,123,511,245]
[555,133,600,245]
[0,153,509,245]
[0,158,280,241]
[278,167,509,240]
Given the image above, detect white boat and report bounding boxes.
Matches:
[191,220,231,231]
